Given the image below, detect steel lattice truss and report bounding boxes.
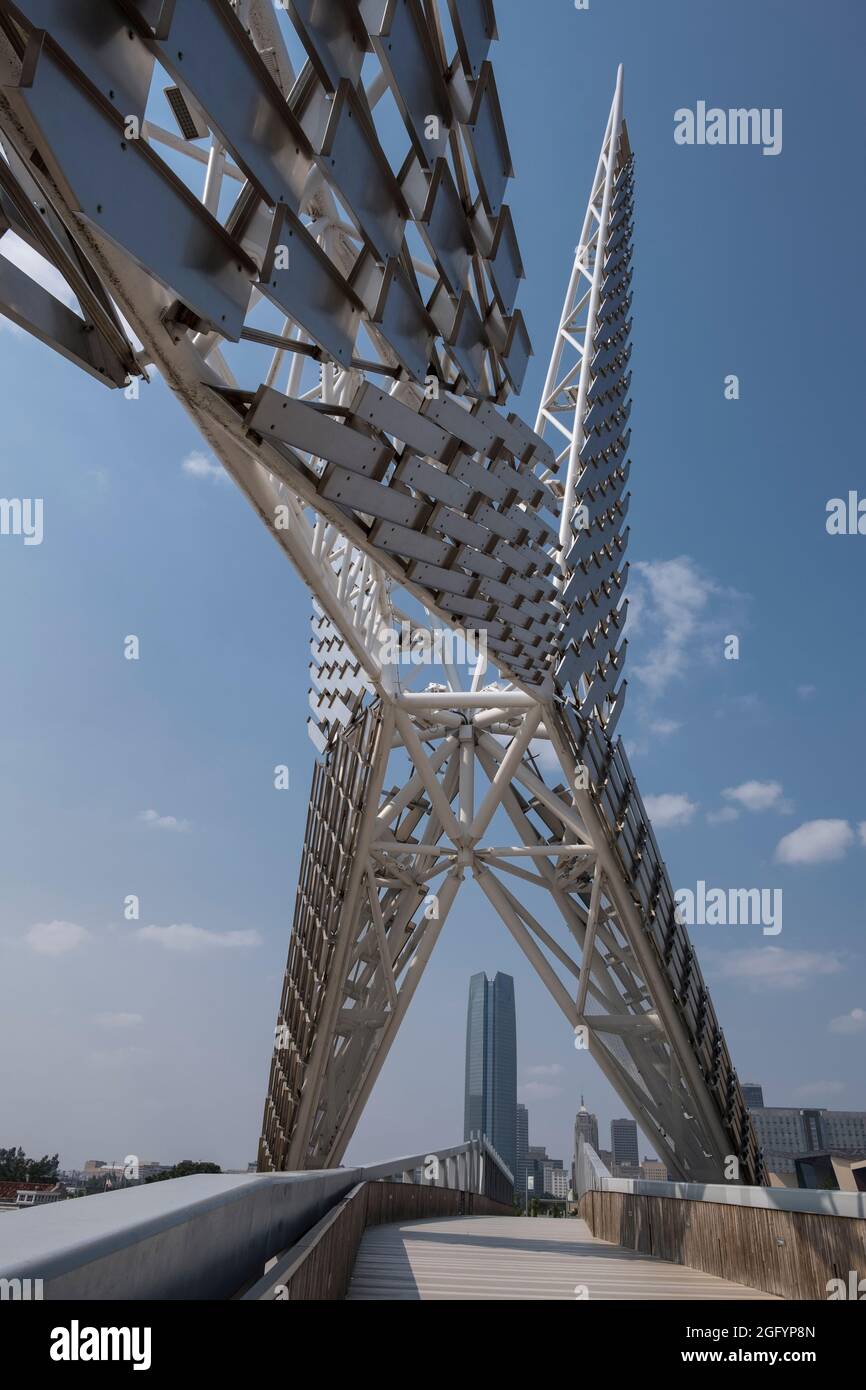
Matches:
[0,1,765,1185]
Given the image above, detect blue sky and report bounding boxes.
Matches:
[1,0,864,1173]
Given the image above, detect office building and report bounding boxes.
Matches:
[573,1097,599,1191]
[611,1118,639,1170]
[464,971,517,1179]
[741,1083,765,1109]
[82,1158,165,1184]
[544,1166,569,1199]
[525,1146,566,1199]
[515,1103,529,1198]
[574,1096,599,1153]
[526,1144,547,1198]
[750,1106,866,1176]
[641,1157,668,1181]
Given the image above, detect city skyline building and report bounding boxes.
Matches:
[516,1103,529,1199]
[544,1166,569,1199]
[750,1106,866,1176]
[524,1144,567,1199]
[463,972,518,1179]
[573,1096,600,1193]
[611,1118,640,1171]
[575,1096,600,1153]
[641,1157,668,1181]
[742,1083,766,1109]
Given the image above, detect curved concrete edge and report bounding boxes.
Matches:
[0,1139,516,1301]
[0,1170,363,1300]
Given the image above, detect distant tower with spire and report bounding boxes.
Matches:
[574,1095,600,1153]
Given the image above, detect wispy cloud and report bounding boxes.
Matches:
[94,1012,143,1030]
[523,1064,564,1078]
[707,806,739,825]
[643,792,697,829]
[709,946,843,992]
[182,451,226,483]
[25,920,90,956]
[648,718,681,737]
[796,684,816,700]
[828,1008,866,1036]
[713,693,765,723]
[518,1081,561,1101]
[627,557,747,695]
[136,923,262,952]
[139,809,191,833]
[721,780,791,814]
[775,819,854,865]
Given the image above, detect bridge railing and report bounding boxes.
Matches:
[366,1134,514,1209]
[0,1138,512,1302]
[243,1136,515,1301]
[575,1138,866,1299]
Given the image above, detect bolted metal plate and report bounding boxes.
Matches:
[260,205,361,366]
[4,0,156,121]
[9,32,254,337]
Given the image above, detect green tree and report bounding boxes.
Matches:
[145,1160,221,1183]
[0,1147,59,1182]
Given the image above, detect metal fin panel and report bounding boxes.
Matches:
[10,31,253,337]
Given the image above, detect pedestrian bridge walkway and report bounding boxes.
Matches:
[346,1216,778,1301]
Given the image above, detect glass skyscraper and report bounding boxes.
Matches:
[464,972,517,1178]
[516,1102,529,1198]
[611,1118,640,1170]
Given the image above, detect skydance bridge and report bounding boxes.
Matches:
[5,0,852,1303]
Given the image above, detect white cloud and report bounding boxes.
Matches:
[775,819,854,865]
[523,1064,564,1078]
[94,1012,143,1030]
[627,557,746,695]
[0,231,77,309]
[25,920,91,956]
[518,1082,560,1101]
[182,451,226,483]
[707,806,739,825]
[712,946,843,992]
[643,792,697,828]
[722,780,788,813]
[139,809,191,833]
[714,693,764,721]
[136,923,262,952]
[829,1008,866,1036]
[791,1080,845,1102]
[858,822,866,848]
[648,718,681,737]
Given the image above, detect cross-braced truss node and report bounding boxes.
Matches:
[0,2,765,1186]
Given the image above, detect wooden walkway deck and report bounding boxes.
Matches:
[346,1215,778,1300]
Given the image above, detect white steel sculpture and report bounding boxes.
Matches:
[0,1,764,1185]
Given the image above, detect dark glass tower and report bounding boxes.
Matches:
[611,1118,639,1169]
[515,1103,529,1198]
[463,972,517,1178]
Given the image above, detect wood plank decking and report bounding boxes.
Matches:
[346,1215,778,1300]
